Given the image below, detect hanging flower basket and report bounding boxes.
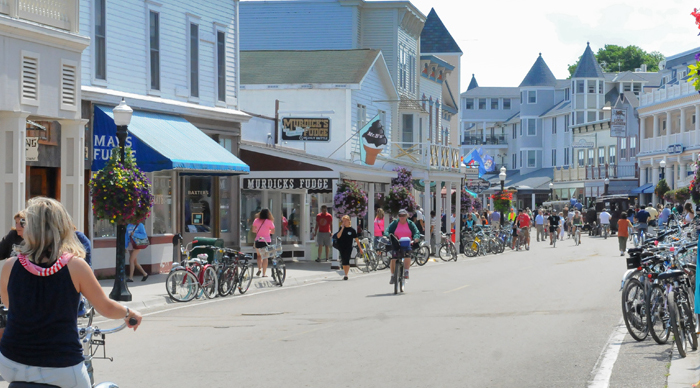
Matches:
[333,180,368,218]
[655,179,670,201]
[391,167,413,190]
[690,156,700,204]
[491,190,514,213]
[90,147,154,225]
[383,185,417,216]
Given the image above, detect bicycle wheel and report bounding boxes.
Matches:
[621,278,648,341]
[438,244,451,261]
[679,293,698,351]
[669,292,687,358]
[362,252,371,273]
[201,266,218,299]
[414,246,430,266]
[647,284,670,344]
[218,267,236,297]
[238,264,253,294]
[272,260,286,286]
[393,261,401,295]
[449,243,457,261]
[465,240,478,257]
[369,251,379,271]
[166,269,199,302]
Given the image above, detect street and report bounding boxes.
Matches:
[15,234,672,388]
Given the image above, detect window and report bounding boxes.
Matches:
[587,80,595,94]
[552,117,557,134]
[519,151,523,168]
[630,136,637,157]
[478,99,486,110]
[217,31,226,102]
[578,150,585,166]
[527,150,536,168]
[587,149,594,166]
[623,83,631,92]
[565,115,570,132]
[402,114,414,143]
[520,92,524,104]
[662,120,667,131]
[184,176,213,232]
[357,104,366,131]
[152,171,173,234]
[398,45,416,94]
[527,119,536,135]
[598,81,603,94]
[620,137,627,159]
[189,23,199,98]
[240,190,262,246]
[587,111,597,123]
[598,147,605,165]
[503,98,511,110]
[564,148,570,166]
[94,0,106,80]
[465,98,474,110]
[609,146,616,165]
[491,98,499,110]
[633,84,641,94]
[528,90,536,104]
[552,149,556,166]
[149,11,160,91]
[512,123,516,139]
[577,80,584,94]
[512,154,516,170]
[576,111,584,125]
[565,88,570,101]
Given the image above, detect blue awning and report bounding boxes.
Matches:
[91,106,249,174]
[630,183,653,194]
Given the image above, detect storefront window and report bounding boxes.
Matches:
[308,193,334,241]
[219,177,232,234]
[281,193,302,243]
[240,189,262,246]
[184,176,213,233]
[152,171,173,235]
[94,218,116,238]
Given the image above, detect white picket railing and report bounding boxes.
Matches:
[640,79,695,106]
[0,0,78,33]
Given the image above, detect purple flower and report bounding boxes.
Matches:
[695,52,700,62]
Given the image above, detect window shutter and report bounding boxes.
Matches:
[61,63,77,109]
[21,55,39,104]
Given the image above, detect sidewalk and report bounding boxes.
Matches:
[100,261,365,311]
[668,348,700,388]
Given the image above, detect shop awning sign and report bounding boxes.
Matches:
[243,178,332,191]
[572,138,595,149]
[26,137,39,162]
[281,118,330,141]
[610,109,627,137]
[667,144,684,155]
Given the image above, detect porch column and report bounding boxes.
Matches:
[445,181,452,230]
[454,180,461,254]
[531,193,535,210]
[679,162,687,189]
[368,183,375,237]
[423,176,431,250]
[331,180,340,269]
[58,119,89,231]
[639,116,646,141]
[652,114,659,137]
[482,121,486,143]
[0,111,29,235]
[666,111,672,145]
[651,164,659,205]
[434,181,442,254]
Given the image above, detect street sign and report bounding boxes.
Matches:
[466,178,491,194]
[610,109,627,137]
[667,144,684,155]
[464,167,479,179]
[26,137,39,162]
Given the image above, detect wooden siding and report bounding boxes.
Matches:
[350,64,393,161]
[239,1,354,51]
[79,0,239,108]
[361,8,397,84]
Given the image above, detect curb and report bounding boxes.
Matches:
[667,348,700,388]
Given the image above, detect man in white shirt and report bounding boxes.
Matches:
[599,209,611,236]
[415,206,425,233]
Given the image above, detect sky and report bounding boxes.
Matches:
[407,0,699,92]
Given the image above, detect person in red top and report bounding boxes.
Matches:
[314,205,334,262]
[516,209,531,250]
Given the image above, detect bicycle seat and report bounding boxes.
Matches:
[657,270,685,281]
[187,258,207,265]
[9,383,60,388]
[444,232,453,236]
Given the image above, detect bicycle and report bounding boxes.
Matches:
[358,234,380,272]
[602,223,610,239]
[573,223,582,246]
[166,244,219,302]
[438,232,457,262]
[217,249,254,296]
[266,237,286,286]
[7,317,139,388]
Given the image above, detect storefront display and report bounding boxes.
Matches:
[184,176,213,233]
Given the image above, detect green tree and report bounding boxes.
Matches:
[567,45,665,77]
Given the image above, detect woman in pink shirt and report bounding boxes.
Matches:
[252,209,275,277]
[373,208,385,248]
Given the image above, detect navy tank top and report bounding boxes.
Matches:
[0,258,83,367]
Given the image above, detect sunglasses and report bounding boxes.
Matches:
[19,218,26,227]
[399,214,407,217]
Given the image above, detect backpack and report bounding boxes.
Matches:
[332,233,340,250]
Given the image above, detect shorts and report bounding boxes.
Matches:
[316,232,332,247]
[254,241,269,249]
[520,228,530,238]
[549,227,558,233]
[0,351,90,388]
[339,249,352,266]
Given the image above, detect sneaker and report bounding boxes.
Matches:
[404,270,409,280]
[389,276,395,285]
[343,276,348,280]
[315,258,321,262]
[620,252,624,256]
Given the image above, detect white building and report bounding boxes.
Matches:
[0,1,89,235]
[638,47,700,205]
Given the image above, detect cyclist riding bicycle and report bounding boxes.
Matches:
[384,209,420,283]
[547,212,560,245]
[572,210,583,244]
[515,209,531,250]
[599,208,611,235]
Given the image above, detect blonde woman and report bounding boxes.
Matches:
[0,197,142,388]
[336,215,363,280]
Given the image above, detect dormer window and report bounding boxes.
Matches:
[528,90,536,104]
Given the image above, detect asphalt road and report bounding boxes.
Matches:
[0,233,675,387]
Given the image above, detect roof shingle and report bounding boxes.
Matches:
[420,9,462,54]
[572,43,605,79]
[519,54,558,88]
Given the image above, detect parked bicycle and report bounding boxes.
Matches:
[166,242,219,302]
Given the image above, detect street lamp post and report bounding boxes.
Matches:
[109,99,133,302]
[499,166,506,226]
[660,159,666,180]
[604,178,610,196]
[549,182,554,201]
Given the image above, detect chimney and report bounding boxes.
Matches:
[641,64,647,72]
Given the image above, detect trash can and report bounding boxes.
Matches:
[190,237,224,264]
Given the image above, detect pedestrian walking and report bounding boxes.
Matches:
[0,211,25,260]
[252,209,275,277]
[126,223,149,282]
[617,212,632,256]
[535,209,545,242]
[684,203,695,224]
[336,215,362,280]
[415,206,425,234]
[0,197,142,388]
[373,208,385,248]
[489,210,500,230]
[314,205,333,262]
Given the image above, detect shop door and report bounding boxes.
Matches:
[28,167,60,200]
[182,176,214,243]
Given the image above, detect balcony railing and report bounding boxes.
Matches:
[461,135,508,146]
[640,131,700,154]
[0,0,78,32]
[553,164,638,182]
[640,79,695,107]
[391,142,461,171]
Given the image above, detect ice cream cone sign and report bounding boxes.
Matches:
[359,114,387,166]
